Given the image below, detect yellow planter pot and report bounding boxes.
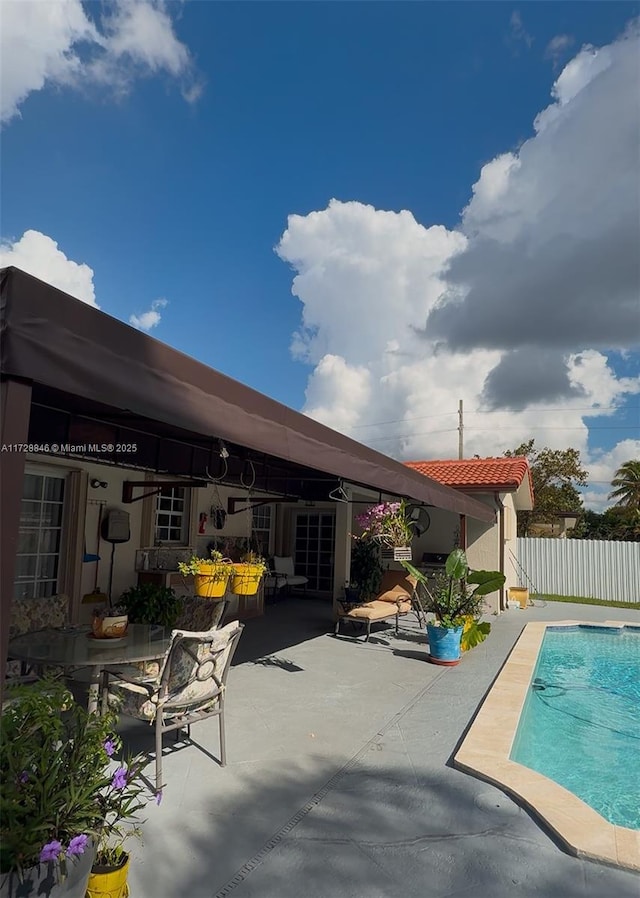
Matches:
[194,563,232,598]
[230,563,264,596]
[86,856,130,898]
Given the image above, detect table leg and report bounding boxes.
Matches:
[87,665,101,714]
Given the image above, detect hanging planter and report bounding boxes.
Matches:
[230,562,266,596]
[194,563,232,599]
[86,854,130,898]
[178,552,232,599]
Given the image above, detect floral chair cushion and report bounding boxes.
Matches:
[9,594,70,639]
[116,596,227,682]
[5,595,70,680]
[174,595,226,632]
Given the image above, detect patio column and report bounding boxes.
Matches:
[0,378,32,701]
[332,488,352,618]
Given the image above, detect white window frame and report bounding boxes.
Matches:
[154,485,191,545]
[14,467,68,599]
[252,504,273,556]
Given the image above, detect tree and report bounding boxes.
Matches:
[570,507,640,542]
[609,460,640,510]
[505,439,587,537]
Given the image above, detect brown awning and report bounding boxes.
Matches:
[0,267,494,522]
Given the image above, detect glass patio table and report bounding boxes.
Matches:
[7,624,171,714]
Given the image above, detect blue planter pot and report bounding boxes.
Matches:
[426,624,463,665]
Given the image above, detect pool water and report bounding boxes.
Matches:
[510,625,640,830]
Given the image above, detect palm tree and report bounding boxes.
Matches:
[609,460,640,509]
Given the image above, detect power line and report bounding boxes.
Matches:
[366,423,638,446]
[348,405,639,431]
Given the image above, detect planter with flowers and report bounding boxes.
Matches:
[356,499,415,560]
[0,679,151,898]
[178,549,233,598]
[230,550,268,596]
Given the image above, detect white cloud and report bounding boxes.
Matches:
[584,440,640,512]
[507,10,533,52]
[0,229,98,306]
[0,0,201,125]
[545,34,574,68]
[129,298,168,331]
[276,26,640,509]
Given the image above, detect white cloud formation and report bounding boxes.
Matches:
[0,229,98,306]
[129,298,168,331]
[276,24,640,510]
[583,439,640,513]
[545,34,574,68]
[507,10,533,52]
[0,0,201,125]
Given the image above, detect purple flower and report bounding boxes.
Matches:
[103,739,116,758]
[66,834,88,857]
[18,771,28,784]
[155,789,163,805]
[40,841,62,863]
[111,767,128,790]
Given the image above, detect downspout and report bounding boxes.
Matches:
[494,492,506,612]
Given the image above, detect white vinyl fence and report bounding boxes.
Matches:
[515,538,640,603]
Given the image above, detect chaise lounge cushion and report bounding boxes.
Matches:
[338,598,412,621]
[375,571,417,603]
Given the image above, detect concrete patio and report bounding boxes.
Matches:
[117,597,640,898]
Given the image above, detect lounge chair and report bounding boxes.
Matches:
[334,571,424,642]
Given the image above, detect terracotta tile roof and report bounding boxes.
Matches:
[404,457,531,493]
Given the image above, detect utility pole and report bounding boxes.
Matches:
[458,399,464,460]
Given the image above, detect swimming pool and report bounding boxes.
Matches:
[455,619,640,870]
[510,625,640,830]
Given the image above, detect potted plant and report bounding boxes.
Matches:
[346,536,384,604]
[402,550,505,665]
[91,605,129,640]
[178,549,233,598]
[230,550,267,596]
[119,582,182,627]
[0,679,150,898]
[356,500,415,559]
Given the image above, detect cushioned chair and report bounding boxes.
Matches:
[334,571,423,642]
[271,556,309,594]
[108,595,230,682]
[6,594,71,681]
[106,620,244,792]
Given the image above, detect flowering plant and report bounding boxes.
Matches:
[356,500,414,548]
[0,678,150,882]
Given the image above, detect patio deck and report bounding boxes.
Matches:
[116,597,640,898]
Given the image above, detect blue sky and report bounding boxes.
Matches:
[1,1,638,510]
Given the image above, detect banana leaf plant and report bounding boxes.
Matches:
[401,549,505,638]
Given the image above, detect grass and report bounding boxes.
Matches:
[531,593,640,610]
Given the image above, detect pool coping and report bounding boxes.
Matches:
[454,620,640,872]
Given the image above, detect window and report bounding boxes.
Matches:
[14,472,66,598]
[251,505,272,556]
[154,486,190,544]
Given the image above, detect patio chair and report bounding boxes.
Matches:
[106,621,244,792]
[334,571,424,642]
[5,594,71,682]
[270,556,309,594]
